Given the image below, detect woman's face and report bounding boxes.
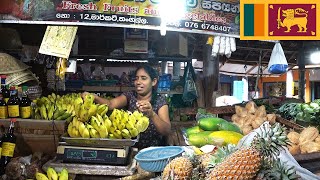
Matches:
[134,68,156,96]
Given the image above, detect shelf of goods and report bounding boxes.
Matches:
[0,118,65,154]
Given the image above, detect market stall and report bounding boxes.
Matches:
[1,0,320,179]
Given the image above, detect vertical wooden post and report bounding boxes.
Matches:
[298,47,305,101]
[203,36,220,107]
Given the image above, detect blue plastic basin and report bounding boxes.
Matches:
[134,146,184,172]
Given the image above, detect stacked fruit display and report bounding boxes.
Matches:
[231,101,276,135]
[288,126,320,155]
[185,117,243,147]
[162,123,300,180]
[35,167,68,180]
[67,109,149,139]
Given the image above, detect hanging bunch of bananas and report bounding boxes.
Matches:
[55,57,67,80]
[67,109,149,139]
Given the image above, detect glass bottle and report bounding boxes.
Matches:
[20,86,31,119]
[0,97,7,119]
[0,76,10,104]
[0,119,16,175]
[7,87,20,118]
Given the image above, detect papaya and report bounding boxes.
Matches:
[188,131,224,147]
[185,126,204,137]
[218,121,242,134]
[209,131,243,145]
[198,117,225,131]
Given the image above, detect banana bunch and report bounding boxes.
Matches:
[35,167,68,180]
[67,114,107,138]
[33,93,107,122]
[108,109,150,139]
[56,57,67,80]
[33,95,73,121]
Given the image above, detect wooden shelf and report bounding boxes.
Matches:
[0,118,65,131]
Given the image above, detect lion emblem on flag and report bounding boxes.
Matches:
[277,8,308,32]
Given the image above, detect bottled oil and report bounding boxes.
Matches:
[0,76,9,104]
[0,119,16,175]
[7,87,19,118]
[20,86,31,119]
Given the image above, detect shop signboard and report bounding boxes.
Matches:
[0,0,240,37]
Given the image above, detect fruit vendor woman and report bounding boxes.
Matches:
[82,65,171,149]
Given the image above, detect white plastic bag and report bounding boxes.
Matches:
[268,42,288,74]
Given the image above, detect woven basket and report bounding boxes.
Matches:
[0,53,29,74]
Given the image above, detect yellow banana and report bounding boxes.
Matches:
[81,127,90,138]
[78,122,86,136]
[109,126,116,134]
[48,105,55,120]
[109,133,115,139]
[40,105,48,120]
[67,123,73,137]
[58,168,68,180]
[128,114,137,124]
[129,127,139,138]
[104,117,112,129]
[86,124,100,138]
[35,172,49,180]
[126,121,135,130]
[47,167,58,180]
[121,129,132,139]
[117,123,126,131]
[91,116,107,138]
[96,114,104,124]
[88,104,98,118]
[97,104,106,114]
[114,130,123,139]
[72,127,80,137]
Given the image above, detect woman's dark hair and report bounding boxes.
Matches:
[135,64,159,106]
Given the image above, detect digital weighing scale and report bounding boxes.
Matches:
[56,142,131,165]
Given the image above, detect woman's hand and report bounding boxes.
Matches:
[136,100,154,118]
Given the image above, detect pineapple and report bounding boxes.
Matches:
[207,123,290,180]
[162,156,193,180]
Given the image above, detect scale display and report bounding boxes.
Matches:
[64,148,117,163]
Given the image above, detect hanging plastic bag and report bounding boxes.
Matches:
[182,63,198,104]
[268,42,288,74]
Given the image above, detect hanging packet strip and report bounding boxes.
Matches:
[268,42,288,74]
[182,63,198,104]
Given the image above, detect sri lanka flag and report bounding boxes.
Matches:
[243,4,265,36]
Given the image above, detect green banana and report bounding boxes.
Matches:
[47,105,55,120]
[35,172,49,180]
[47,167,58,180]
[56,112,71,120]
[58,168,68,180]
[53,110,66,120]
